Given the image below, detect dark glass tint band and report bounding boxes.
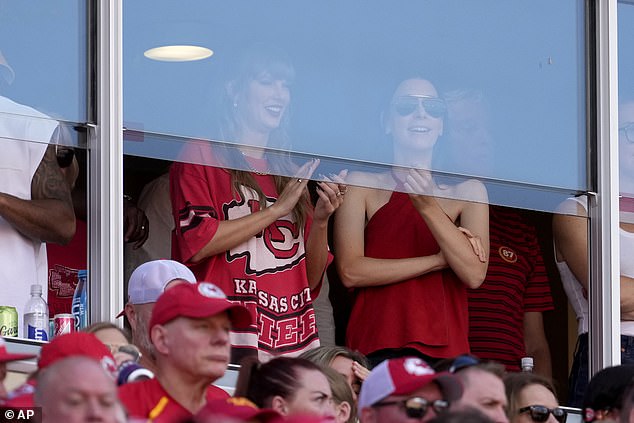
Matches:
[374,396,449,419]
[620,123,634,143]
[519,405,567,423]
[392,95,447,119]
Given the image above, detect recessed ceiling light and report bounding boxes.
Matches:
[144,45,213,62]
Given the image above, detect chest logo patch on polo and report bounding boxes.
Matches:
[498,246,517,263]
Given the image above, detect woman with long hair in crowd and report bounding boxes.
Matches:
[334,76,489,366]
[170,44,346,362]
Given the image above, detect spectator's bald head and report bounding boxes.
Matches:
[35,356,123,423]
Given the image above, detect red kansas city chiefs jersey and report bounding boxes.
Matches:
[170,161,322,362]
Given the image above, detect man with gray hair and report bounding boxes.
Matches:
[118,281,253,421]
[117,259,196,375]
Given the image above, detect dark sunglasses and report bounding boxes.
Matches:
[374,396,449,419]
[519,405,567,423]
[448,354,481,373]
[55,145,76,168]
[392,95,447,119]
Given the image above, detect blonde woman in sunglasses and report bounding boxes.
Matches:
[334,77,489,367]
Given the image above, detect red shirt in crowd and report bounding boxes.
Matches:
[467,206,554,371]
[118,378,229,422]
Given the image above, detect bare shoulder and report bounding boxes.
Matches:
[346,170,384,187]
[342,171,395,222]
[450,178,489,204]
[346,171,393,199]
[435,178,488,221]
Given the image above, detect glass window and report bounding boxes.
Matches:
[121,2,590,379]
[619,1,634,220]
[0,0,89,342]
[0,1,87,128]
[549,0,634,405]
[124,0,586,212]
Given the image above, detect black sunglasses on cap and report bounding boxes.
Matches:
[373,397,449,419]
[519,405,567,423]
[392,95,447,119]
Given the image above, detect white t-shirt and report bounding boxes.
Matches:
[555,196,634,336]
[0,96,58,336]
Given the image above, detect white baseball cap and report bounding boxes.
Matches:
[117,259,196,317]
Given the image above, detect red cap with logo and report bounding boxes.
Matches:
[38,332,117,378]
[358,357,463,412]
[149,282,253,334]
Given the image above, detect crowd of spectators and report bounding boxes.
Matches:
[1,259,632,422]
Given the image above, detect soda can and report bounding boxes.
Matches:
[0,306,18,337]
[53,313,75,337]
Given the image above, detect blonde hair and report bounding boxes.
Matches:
[322,367,356,423]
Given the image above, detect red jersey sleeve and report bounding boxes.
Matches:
[170,162,221,264]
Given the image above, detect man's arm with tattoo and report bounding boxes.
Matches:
[0,144,75,244]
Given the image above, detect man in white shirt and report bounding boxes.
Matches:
[0,50,75,334]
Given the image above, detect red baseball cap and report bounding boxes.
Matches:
[149,282,253,334]
[0,337,36,363]
[358,357,463,412]
[194,397,282,422]
[38,332,117,378]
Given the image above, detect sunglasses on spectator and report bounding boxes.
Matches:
[448,354,481,373]
[620,123,634,143]
[392,95,447,119]
[519,405,567,423]
[55,145,76,168]
[373,396,449,418]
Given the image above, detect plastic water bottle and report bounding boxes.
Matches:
[71,270,88,331]
[521,356,534,372]
[23,284,49,341]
